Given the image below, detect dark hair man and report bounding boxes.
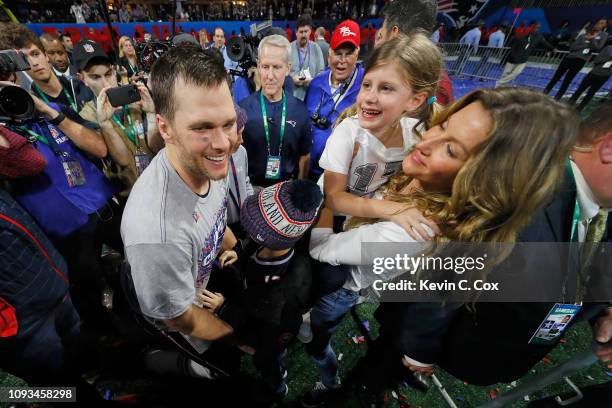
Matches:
[376,0,453,106]
[121,44,243,376]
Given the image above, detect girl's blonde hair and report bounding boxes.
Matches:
[118,36,133,58]
[336,33,443,136]
[349,87,579,247]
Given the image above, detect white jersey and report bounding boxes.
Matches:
[319,116,419,197]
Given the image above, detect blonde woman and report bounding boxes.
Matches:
[301,88,579,405]
[118,36,144,83]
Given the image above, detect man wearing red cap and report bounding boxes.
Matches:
[305,20,364,180]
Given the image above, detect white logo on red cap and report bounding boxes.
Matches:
[83,43,94,53]
[339,26,356,37]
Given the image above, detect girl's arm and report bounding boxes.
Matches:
[324,171,439,240]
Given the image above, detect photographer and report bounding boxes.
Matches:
[2,25,93,115]
[75,39,162,195]
[305,20,363,180]
[0,22,124,327]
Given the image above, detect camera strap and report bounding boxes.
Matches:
[314,68,357,121]
[260,91,286,157]
[111,107,137,145]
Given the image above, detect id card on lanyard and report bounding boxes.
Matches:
[112,107,151,176]
[528,160,581,345]
[19,121,87,187]
[260,91,286,180]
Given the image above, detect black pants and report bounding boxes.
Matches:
[53,198,124,326]
[545,57,587,100]
[569,72,611,111]
[349,333,408,393]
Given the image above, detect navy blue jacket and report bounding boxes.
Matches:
[377,170,611,385]
[305,64,364,176]
[239,90,311,187]
[0,189,70,339]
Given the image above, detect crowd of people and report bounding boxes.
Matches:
[19,0,390,24]
[1,0,611,407]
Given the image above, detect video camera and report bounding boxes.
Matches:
[0,50,36,123]
[226,20,274,78]
[136,40,173,73]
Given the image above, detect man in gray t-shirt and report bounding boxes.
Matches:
[121,44,240,364]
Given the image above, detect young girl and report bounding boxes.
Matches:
[319,33,443,240]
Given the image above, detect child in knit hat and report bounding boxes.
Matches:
[216,179,323,399]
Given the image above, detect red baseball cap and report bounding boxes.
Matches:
[330,20,360,50]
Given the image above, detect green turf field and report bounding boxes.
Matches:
[1,302,610,407]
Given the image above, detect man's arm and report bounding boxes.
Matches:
[33,95,107,158]
[163,304,233,341]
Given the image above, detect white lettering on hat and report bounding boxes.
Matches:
[340,26,356,37]
[84,43,94,53]
[258,183,312,238]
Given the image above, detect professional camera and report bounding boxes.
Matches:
[0,50,36,123]
[226,20,274,78]
[136,40,173,73]
[310,112,331,130]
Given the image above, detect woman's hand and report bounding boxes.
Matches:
[197,289,225,313]
[219,250,238,268]
[401,356,435,376]
[386,207,440,241]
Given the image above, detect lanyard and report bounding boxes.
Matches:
[260,91,286,157]
[228,156,242,211]
[33,83,77,112]
[111,107,137,145]
[16,121,65,157]
[297,43,310,71]
[316,68,358,117]
[566,160,581,242]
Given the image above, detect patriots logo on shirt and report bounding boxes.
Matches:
[286,120,297,128]
[193,211,201,222]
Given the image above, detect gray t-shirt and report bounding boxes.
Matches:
[121,148,228,352]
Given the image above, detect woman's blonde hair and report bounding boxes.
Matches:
[336,33,443,136]
[118,36,133,58]
[350,87,579,246]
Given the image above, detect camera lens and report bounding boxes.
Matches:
[0,85,35,121]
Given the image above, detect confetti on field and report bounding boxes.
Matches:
[608,364,612,369]
[399,394,408,401]
[606,371,612,377]
[488,390,497,399]
[338,353,343,361]
[559,339,567,344]
[463,381,469,385]
[510,381,517,388]
[392,391,398,399]
[384,392,389,402]
[455,396,465,401]
[542,356,553,364]
[524,395,530,401]
[586,375,594,381]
